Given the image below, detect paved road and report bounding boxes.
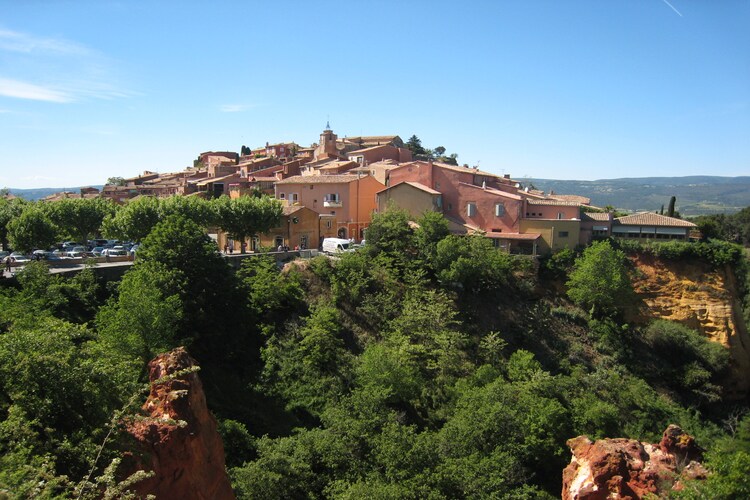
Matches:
[2,260,134,279]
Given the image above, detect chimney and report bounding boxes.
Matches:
[503,174,511,179]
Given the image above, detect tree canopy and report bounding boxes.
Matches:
[213,195,282,253]
[566,240,634,317]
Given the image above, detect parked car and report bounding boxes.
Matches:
[7,252,31,263]
[103,246,128,257]
[0,251,9,261]
[88,239,108,249]
[67,246,89,258]
[91,246,106,257]
[32,250,61,261]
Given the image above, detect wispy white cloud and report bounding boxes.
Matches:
[220,104,257,113]
[0,28,91,55]
[0,27,133,103]
[0,77,72,103]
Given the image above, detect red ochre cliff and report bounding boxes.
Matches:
[630,253,750,398]
[125,347,235,500]
[562,425,707,500]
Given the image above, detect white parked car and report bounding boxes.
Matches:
[7,252,31,263]
[67,246,89,258]
[103,246,128,257]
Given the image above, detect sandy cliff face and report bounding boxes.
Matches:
[630,254,750,397]
[125,347,235,500]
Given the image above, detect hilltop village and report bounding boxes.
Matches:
[42,127,697,255]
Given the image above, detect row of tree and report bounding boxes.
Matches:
[405,135,459,165]
[0,194,283,253]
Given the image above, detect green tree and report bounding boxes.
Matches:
[0,197,28,251]
[434,234,513,294]
[364,207,416,266]
[213,195,282,253]
[43,197,116,244]
[405,135,427,156]
[413,211,450,268]
[159,195,216,228]
[643,320,729,405]
[262,305,354,416]
[101,196,161,242]
[105,177,126,186]
[668,196,676,217]
[238,255,304,327]
[566,240,634,317]
[96,261,184,363]
[0,318,138,488]
[7,205,58,252]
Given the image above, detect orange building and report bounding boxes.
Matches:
[274,174,384,241]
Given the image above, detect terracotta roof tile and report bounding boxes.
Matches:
[526,199,583,207]
[614,212,696,227]
[581,212,612,221]
[458,182,524,200]
[275,174,365,185]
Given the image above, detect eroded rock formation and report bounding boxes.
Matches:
[630,253,750,397]
[562,425,707,500]
[125,347,235,500]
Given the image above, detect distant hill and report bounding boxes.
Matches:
[7,186,104,201]
[528,176,750,216]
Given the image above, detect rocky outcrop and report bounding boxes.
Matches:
[630,253,750,397]
[125,347,235,500]
[562,425,707,500]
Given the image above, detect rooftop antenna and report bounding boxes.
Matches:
[326,115,330,130]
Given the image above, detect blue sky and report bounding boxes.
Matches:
[1,0,748,189]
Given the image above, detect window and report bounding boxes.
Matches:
[495,203,505,217]
[467,202,477,217]
[326,220,332,229]
[558,231,569,238]
[279,193,286,200]
[557,212,564,220]
[289,193,299,203]
[324,193,340,202]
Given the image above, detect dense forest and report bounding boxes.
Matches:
[1,196,749,498]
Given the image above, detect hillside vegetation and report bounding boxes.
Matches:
[530,176,750,215]
[0,207,749,498]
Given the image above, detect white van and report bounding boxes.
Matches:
[322,238,353,254]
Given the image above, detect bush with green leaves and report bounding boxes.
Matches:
[643,320,729,405]
[434,234,514,294]
[567,240,634,317]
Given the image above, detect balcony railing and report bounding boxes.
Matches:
[323,200,343,208]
